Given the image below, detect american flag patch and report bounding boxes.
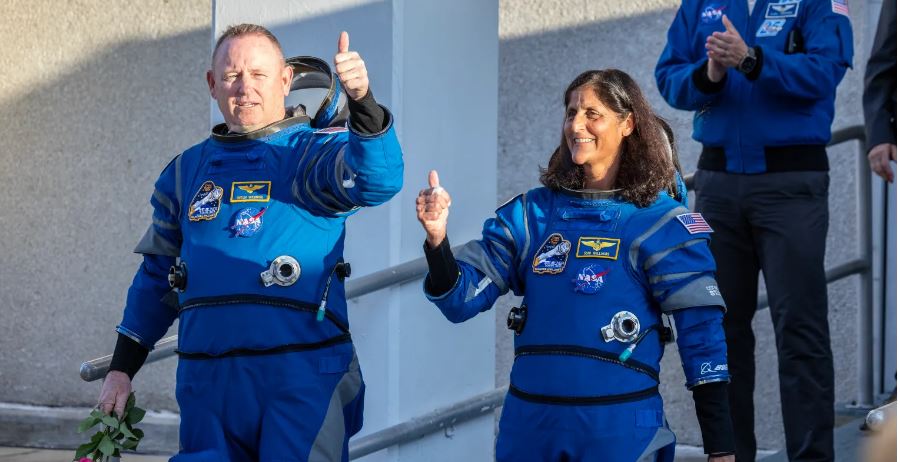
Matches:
[831,0,849,17]
[676,213,714,234]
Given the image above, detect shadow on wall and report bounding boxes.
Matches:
[0,3,396,450]
[0,27,212,413]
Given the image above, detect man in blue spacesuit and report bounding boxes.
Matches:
[656,2,853,460]
[417,70,735,461]
[97,24,403,461]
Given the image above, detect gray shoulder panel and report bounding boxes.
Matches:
[517,194,531,273]
[173,153,183,213]
[659,275,725,312]
[133,225,179,257]
[643,238,706,271]
[628,205,690,271]
[456,240,510,295]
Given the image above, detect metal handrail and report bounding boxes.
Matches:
[81,126,879,457]
[349,386,507,459]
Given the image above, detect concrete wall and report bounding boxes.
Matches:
[0,0,890,457]
[495,0,877,450]
[0,0,210,414]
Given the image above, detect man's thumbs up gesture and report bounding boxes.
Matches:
[334,31,369,101]
[416,170,452,249]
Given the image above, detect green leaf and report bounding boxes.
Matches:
[122,438,139,450]
[118,424,136,439]
[100,415,120,429]
[126,407,145,425]
[98,435,115,456]
[77,415,101,433]
[90,432,104,443]
[131,428,144,439]
[126,392,136,412]
[74,440,98,458]
[89,409,104,419]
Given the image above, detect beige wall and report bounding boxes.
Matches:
[0,0,210,411]
[0,0,884,455]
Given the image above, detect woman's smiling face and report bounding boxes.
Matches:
[563,85,633,169]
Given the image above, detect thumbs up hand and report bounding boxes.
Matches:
[416,170,453,249]
[334,31,369,101]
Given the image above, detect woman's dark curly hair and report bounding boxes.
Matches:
[539,69,675,207]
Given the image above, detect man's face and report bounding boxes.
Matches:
[207,34,292,133]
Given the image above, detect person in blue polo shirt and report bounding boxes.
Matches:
[656,2,853,460]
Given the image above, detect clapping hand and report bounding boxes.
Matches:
[706,15,750,69]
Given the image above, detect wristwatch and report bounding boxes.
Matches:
[738,47,758,74]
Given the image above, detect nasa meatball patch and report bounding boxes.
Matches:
[231,207,266,237]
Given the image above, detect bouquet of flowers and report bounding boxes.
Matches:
[73,391,145,462]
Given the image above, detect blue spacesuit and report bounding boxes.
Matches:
[426,188,729,461]
[117,105,403,460]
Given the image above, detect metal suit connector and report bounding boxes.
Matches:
[261,256,301,287]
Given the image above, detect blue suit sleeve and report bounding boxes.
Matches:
[754,2,853,101]
[116,155,182,350]
[119,158,182,349]
[633,208,726,312]
[631,207,729,388]
[673,306,730,389]
[425,195,527,323]
[134,156,182,257]
[656,5,724,111]
[425,261,502,324]
[293,107,404,217]
[117,254,178,350]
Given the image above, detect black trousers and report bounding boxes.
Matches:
[694,170,835,462]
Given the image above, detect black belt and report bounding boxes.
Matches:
[177,333,352,360]
[509,383,659,406]
[179,294,350,333]
[515,345,659,382]
[510,344,660,406]
[699,145,828,172]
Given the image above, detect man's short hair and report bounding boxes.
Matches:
[211,23,284,68]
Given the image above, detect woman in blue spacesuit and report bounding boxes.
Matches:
[416,69,734,461]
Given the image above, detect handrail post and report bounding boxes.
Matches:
[857,137,875,407]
